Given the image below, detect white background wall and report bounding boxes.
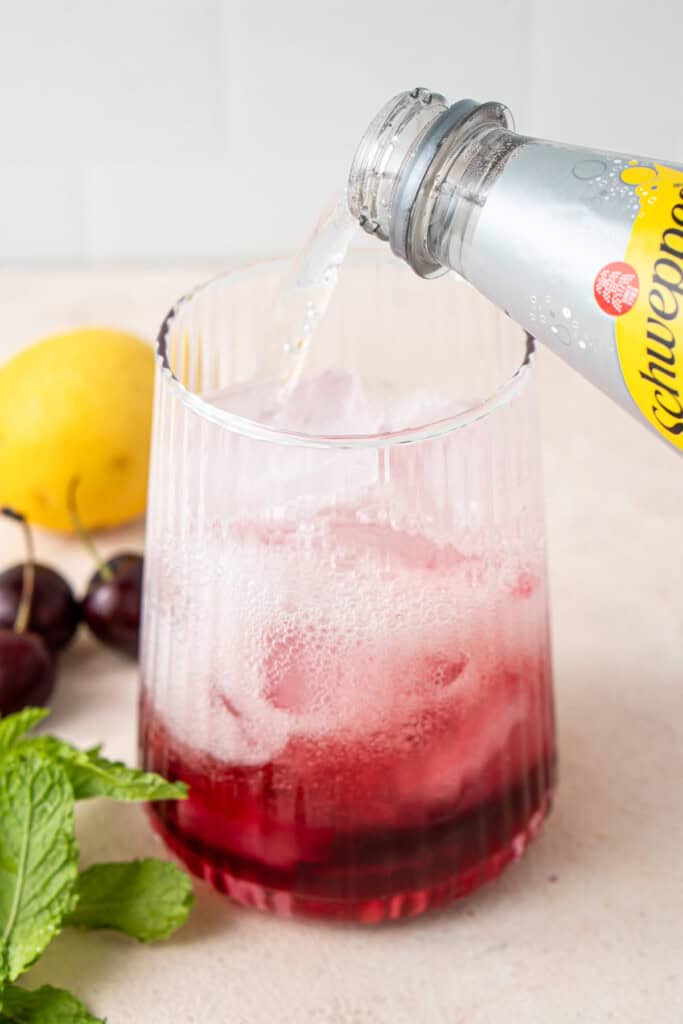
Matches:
[1,0,681,268]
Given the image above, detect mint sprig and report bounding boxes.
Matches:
[0,709,193,1022]
[0,984,104,1024]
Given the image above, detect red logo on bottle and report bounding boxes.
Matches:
[594,261,639,316]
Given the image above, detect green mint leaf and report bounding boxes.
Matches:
[12,739,186,803]
[65,859,194,942]
[0,984,104,1023]
[0,753,78,981]
[0,712,49,755]
[66,752,187,802]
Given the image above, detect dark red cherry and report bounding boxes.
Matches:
[82,554,143,659]
[0,564,80,652]
[0,629,56,714]
[67,478,143,660]
[0,507,57,713]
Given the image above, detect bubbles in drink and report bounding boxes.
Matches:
[142,483,554,916]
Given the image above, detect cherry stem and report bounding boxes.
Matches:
[67,477,114,582]
[1,506,35,633]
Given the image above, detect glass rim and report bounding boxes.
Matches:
[156,256,536,451]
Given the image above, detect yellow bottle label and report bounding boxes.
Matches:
[600,163,683,450]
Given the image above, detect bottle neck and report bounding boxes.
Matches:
[348,91,521,278]
[426,121,524,277]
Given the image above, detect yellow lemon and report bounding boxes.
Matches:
[0,327,155,532]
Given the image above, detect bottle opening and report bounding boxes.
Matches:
[347,88,448,241]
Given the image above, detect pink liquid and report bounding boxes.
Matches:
[141,543,556,921]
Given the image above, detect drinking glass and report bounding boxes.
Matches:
[140,251,556,923]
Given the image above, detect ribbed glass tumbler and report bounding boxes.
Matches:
[140,252,556,923]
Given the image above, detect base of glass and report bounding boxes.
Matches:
[149,790,554,923]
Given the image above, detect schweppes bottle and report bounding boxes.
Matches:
[348,88,683,454]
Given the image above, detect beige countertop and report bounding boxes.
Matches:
[1,271,682,1023]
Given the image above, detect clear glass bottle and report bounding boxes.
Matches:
[348,87,683,455]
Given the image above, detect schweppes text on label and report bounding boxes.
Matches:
[615,163,683,449]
